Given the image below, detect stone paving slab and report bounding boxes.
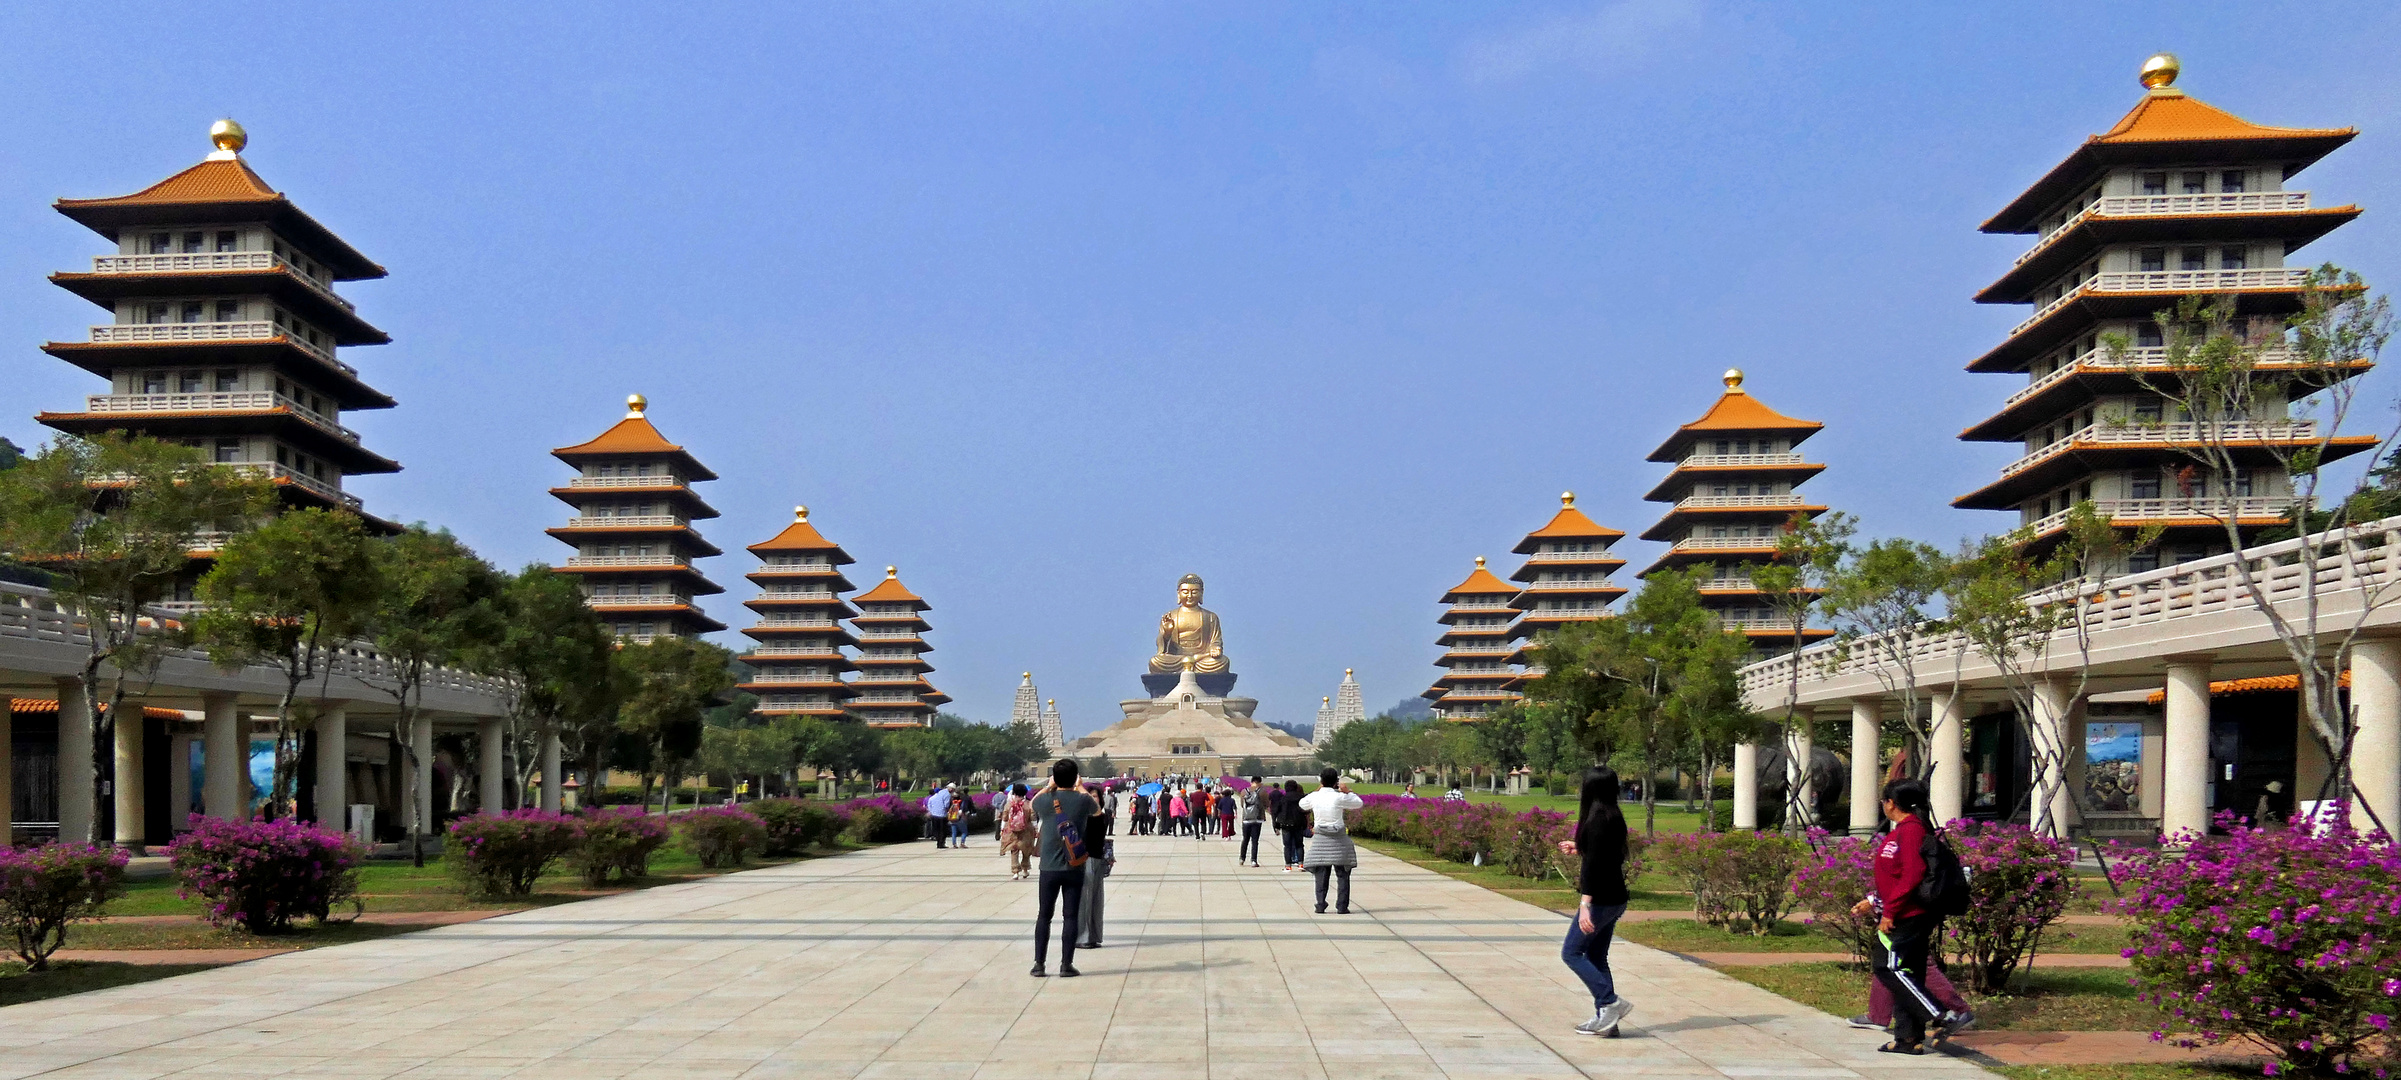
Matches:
[0,833,1999,1079]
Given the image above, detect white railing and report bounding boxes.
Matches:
[585,594,692,608]
[753,619,841,629]
[756,589,836,600]
[740,647,844,658]
[2019,192,2311,265]
[1517,608,1603,619]
[2013,268,2314,336]
[852,694,927,704]
[1715,613,1798,630]
[1679,453,1805,468]
[1673,535,1778,552]
[2024,496,2295,536]
[1673,494,1806,510]
[2003,420,2321,479]
[1447,600,1517,611]
[854,630,922,640]
[2006,346,2302,409]
[1699,577,1761,592]
[222,462,360,511]
[1446,643,1516,654]
[751,562,833,573]
[563,555,690,568]
[1522,579,1616,591]
[565,475,686,489]
[88,321,345,370]
[83,391,359,444]
[1737,515,2401,702]
[743,672,837,684]
[561,515,687,529]
[90,251,354,311]
[1525,549,1616,562]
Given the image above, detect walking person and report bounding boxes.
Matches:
[1002,783,1037,880]
[1219,786,1237,838]
[947,783,970,848]
[1278,779,1307,871]
[1853,777,1946,1055]
[1555,766,1635,1037]
[1300,769,1364,914]
[1168,789,1188,838]
[1238,777,1265,866]
[992,784,1014,846]
[1192,789,1209,841]
[1029,759,1097,978]
[1080,783,1115,950]
[925,782,953,848]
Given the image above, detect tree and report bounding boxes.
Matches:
[2110,269,2401,828]
[1757,510,1854,829]
[1821,537,1954,777]
[0,435,272,842]
[0,437,24,471]
[367,527,504,864]
[195,508,384,820]
[494,567,621,819]
[1088,753,1117,778]
[613,636,736,814]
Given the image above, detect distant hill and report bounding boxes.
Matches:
[1387,696,1434,721]
[1264,720,1313,742]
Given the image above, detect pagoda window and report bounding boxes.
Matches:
[2140,172,2168,196]
[214,370,239,392]
[214,231,238,252]
[1713,440,1731,455]
[146,232,172,254]
[2234,470,2255,497]
[274,446,289,466]
[2180,248,2207,271]
[2127,550,2160,574]
[213,300,240,322]
[213,439,242,464]
[2221,171,2247,194]
[2221,247,2248,271]
[141,372,167,394]
[2131,473,2162,500]
[2139,248,2166,273]
[178,371,204,393]
[179,301,205,323]
[2181,172,2208,195]
[181,231,205,253]
[2137,323,2164,348]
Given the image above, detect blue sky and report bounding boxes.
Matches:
[5,3,2397,736]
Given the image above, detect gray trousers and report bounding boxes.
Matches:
[1079,856,1107,945]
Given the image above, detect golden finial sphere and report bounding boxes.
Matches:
[1323,696,1331,704]
[1345,667,1353,676]
[1023,671,1031,679]
[794,505,809,521]
[1561,491,1576,508]
[1474,555,1486,568]
[208,118,247,156]
[625,393,648,417]
[885,565,897,577]
[1723,368,1746,391]
[2140,53,2180,90]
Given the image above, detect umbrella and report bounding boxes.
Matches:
[1137,782,1164,797]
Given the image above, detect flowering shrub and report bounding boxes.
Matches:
[1791,831,1876,964]
[567,807,670,887]
[171,815,364,933]
[1650,830,1805,934]
[1943,821,2078,992]
[1495,809,1572,879]
[677,805,768,868]
[835,795,926,844]
[0,842,127,968]
[750,798,845,857]
[2114,809,2401,1077]
[446,809,579,898]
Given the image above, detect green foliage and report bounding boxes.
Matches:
[675,806,768,869]
[615,635,738,805]
[0,843,127,969]
[1647,830,1807,935]
[748,798,845,856]
[498,566,621,802]
[444,811,579,898]
[369,528,506,853]
[565,808,669,887]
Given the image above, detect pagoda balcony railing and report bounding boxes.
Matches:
[222,461,360,511]
[1524,549,1618,562]
[1699,576,1762,592]
[758,589,836,600]
[2003,420,2320,479]
[1446,643,1516,655]
[742,646,845,658]
[2004,346,2301,409]
[1716,613,1799,630]
[565,475,688,489]
[756,618,841,629]
[1671,535,1779,552]
[1520,579,1615,591]
[744,672,838,684]
[1673,493,1806,510]
[2020,191,2313,266]
[84,391,360,444]
[1517,607,1604,619]
[751,563,836,574]
[853,693,927,704]
[1446,600,1517,611]
[561,515,688,529]
[854,630,923,640]
[88,321,349,371]
[87,251,355,312]
[564,555,690,568]
[2024,496,2296,536]
[2012,268,2314,336]
[1677,452,1805,468]
[586,594,693,607]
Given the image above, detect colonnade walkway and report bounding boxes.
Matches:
[0,833,1994,1079]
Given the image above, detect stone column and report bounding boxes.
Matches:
[2349,639,2401,837]
[1850,699,1882,836]
[1731,741,1758,830]
[167,733,193,830]
[2028,678,2075,838]
[2163,659,2213,841]
[56,678,93,843]
[315,704,348,830]
[1789,722,1816,829]
[202,693,243,819]
[114,698,145,851]
[540,732,563,813]
[478,718,505,815]
[1930,688,1966,824]
[410,715,435,837]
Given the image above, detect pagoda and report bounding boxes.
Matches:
[546,395,725,641]
[1332,669,1367,728]
[34,119,401,597]
[1011,673,1041,728]
[734,507,858,721]
[1506,493,1630,685]
[1313,697,1336,745]
[1955,54,2373,566]
[1637,370,1833,650]
[1041,699,1065,754]
[848,566,948,728]
[1423,557,1522,720]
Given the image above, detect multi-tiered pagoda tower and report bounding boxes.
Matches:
[1423,557,1522,720]
[1041,699,1065,755]
[547,396,725,641]
[1333,669,1367,728]
[35,120,400,599]
[1314,697,1336,745]
[735,508,858,721]
[1955,55,2373,566]
[1638,370,1833,651]
[1506,493,1629,686]
[848,567,948,728]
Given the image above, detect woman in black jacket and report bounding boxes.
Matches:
[1555,765,1633,1037]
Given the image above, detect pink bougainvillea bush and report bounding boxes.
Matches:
[1791,831,1876,964]
[446,809,579,898]
[1649,830,1806,935]
[676,805,768,868]
[567,807,671,887]
[1943,821,2078,993]
[833,795,926,844]
[2114,810,2401,1077]
[170,815,364,933]
[1347,795,1640,889]
[748,798,846,857]
[0,842,127,968]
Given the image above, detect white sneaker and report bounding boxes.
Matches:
[1593,998,1634,1035]
[1574,1011,1611,1035]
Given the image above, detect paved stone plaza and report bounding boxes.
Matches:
[0,835,1996,1079]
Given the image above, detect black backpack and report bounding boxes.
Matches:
[1914,827,1972,917]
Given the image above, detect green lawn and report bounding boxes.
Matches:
[1347,783,1716,834]
[1992,1068,2262,1080]
[1721,962,2157,1032]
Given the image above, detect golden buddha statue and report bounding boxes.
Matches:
[1149,574,1229,675]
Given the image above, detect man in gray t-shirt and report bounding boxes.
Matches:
[1028,759,1098,977]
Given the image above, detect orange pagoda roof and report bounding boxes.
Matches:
[747,507,854,560]
[1441,557,1518,602]
[53,124,384,280]
[1647,371,1822,461]
[551,396,719,480]
[1509,493,1624,552]
[854,567,928,607]
[1984,58,2356,234]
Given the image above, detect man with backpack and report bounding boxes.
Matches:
[1028,758,1097,978]
[1851,777,1968,1055]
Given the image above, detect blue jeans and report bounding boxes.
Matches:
[949,819,968,845]
[1562,903,1626,1009]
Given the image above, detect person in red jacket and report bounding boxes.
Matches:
[1851,777,1945,1054]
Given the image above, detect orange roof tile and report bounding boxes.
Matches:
[2092,91,2352,146]
[2143,671,2349,704]
[11,699,185,720]
[1647,372,1822,461]
[1442,557,1519,601]
[58,158,280,207]
[853,566,927,606]
[53,143,385,280]
[748,507,854,558]
[1510,493,1625,552]
[551,398,719,480]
